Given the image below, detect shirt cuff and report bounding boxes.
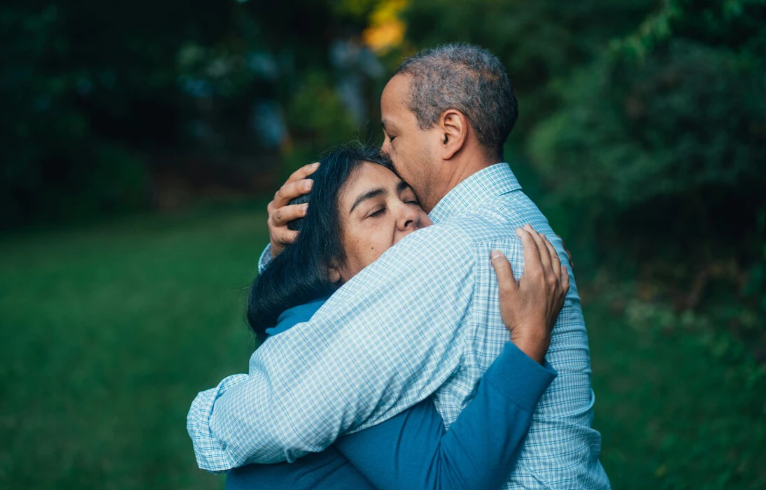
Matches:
[186,374,248,473]
[483,342,557,413]
[257,244,273,274]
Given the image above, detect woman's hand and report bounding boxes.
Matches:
[490,224,570,364]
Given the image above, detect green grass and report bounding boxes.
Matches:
[0,205,763,489]
[587,294,766,489]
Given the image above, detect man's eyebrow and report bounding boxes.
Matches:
[381,119,397,131]
[350,188,386,214]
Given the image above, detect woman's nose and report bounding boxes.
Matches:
[397,203,421,230]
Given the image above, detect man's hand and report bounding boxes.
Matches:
[266,162,319,257]
[490,225,570,364]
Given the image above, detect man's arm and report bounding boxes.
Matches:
[187,374,248,472]
[257,244,272,273]
[190,225,519,470]
[258,162,318,272]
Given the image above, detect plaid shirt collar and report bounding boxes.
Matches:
[428,163,522,224]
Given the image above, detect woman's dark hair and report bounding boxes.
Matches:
[247,144,394,339]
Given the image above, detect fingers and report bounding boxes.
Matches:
[271,203,308,228]
[273,229,298,247]
[516,227,543,278]
[273,179,314,208]
[491,250,518,294]
[542,235,561,281]
[524,224,551,272]
[561,265,570,294]
[286,162,320,185]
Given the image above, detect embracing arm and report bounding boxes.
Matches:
[188,225,484,470]
[333,229,567,490]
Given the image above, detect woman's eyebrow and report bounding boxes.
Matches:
[349,188,386,213]
[396,181,410,193]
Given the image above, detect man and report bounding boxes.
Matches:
[188,44,610,489]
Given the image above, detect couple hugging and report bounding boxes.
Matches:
[188,44,610,490]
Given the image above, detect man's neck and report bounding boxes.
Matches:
[425,153,501,212]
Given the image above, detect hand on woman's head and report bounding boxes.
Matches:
[266,162,319,257]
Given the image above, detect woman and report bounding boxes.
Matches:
[229,145,569,490]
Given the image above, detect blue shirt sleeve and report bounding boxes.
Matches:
[226,447,376,490]
[332,342,556,490]
[224,341,554,490]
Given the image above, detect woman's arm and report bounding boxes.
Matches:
[332,227,567,490]
[334,342,554,490]
[224,343,553,490]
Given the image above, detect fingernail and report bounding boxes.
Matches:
[302,203,309,212]
[312,162,320,168]
[490,250,503,260]
[524,224,532,230]
[516,228,523,237]
[305,180,313,190]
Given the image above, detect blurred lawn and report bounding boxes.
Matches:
[0,204,763,489]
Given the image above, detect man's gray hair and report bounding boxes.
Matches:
[394,43,517,157]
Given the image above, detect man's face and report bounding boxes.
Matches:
[380,74,442,212]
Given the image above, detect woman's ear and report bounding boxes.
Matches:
[440,109,468,160]
[328,266,342,284]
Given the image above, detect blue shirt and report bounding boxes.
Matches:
[226,298,555,490]
[188,163,610,489]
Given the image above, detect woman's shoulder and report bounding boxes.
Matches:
[266,297,329,336]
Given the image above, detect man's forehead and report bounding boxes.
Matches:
[381,75,413,128]
[382,74,411,106]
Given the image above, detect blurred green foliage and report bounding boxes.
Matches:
[2,0,765,487]
[530,0,766,241]
[0,0,379,227]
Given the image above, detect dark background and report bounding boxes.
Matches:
[1,0,764,488]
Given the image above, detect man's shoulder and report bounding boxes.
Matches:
[439,201,531,246]
[374,189,547,270]
[390,220,475,256]
[450,190,552,242]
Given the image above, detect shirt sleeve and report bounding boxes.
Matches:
[187,374,249,473]
[257,244,272,274]
[334,342,556,490]
[196,225,488,468]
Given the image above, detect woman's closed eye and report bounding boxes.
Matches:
[401,191,419,206]
[368,206,386,218]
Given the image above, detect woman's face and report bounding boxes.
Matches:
[331,162,432,283]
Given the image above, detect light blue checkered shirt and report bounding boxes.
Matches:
[187,163,610,489]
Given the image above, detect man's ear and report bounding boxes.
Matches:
[439,109,468,160]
